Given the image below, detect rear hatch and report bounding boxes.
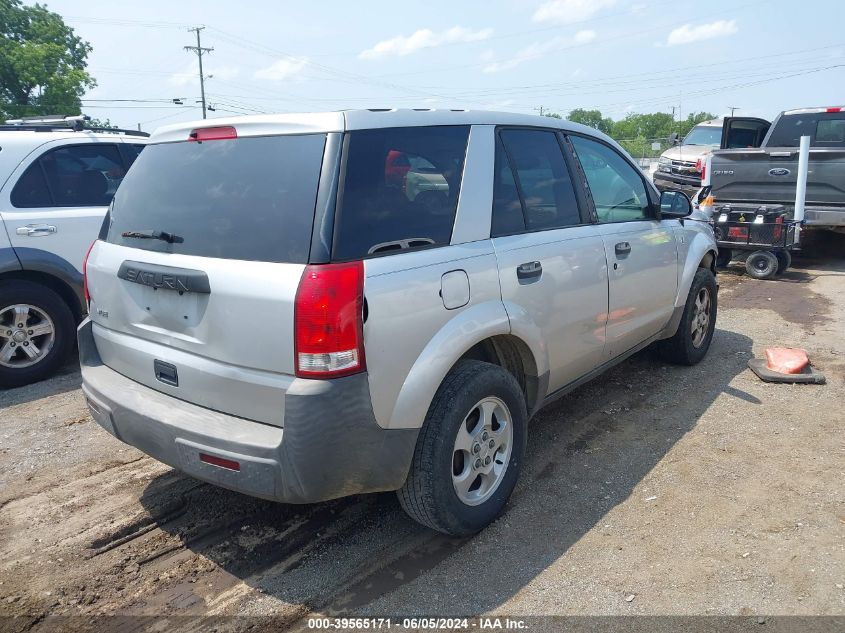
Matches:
[85,127,332,426]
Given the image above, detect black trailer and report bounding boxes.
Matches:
[712,203,800,279]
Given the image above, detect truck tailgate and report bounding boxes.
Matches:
[710,148,845,207]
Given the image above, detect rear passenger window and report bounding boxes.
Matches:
[43,145,126,207]
[498,129,582,232]
[491,137,525,236]
[333,126,469,260]
[11,144,126,208]
[10,162,51,208]
[121,143,146,167]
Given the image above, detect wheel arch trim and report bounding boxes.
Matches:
[0,247,84,320]
[384,300,548,429]
[675,233,717,308]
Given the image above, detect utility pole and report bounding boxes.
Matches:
[728,106,740,116]
[184,27,213,119]
[535,105,545,117]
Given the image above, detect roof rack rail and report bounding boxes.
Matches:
[1,114,150,137]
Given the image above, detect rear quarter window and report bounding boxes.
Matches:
[332,125,470,261]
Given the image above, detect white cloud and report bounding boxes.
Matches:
[483,30,596,73]
[359,26,493,59]
[254,57,309,81]
[169,63,199,87]
[573,29,597,44]
[169,63,240,87]
[666,19,738,46]
[533,0,616,25]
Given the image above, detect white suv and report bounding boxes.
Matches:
[81,110,718,536]
[0,116,147,386]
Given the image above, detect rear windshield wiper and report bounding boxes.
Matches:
[121,229,184,244]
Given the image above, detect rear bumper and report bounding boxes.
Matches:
[804,208,845,227]
[78,319,418,504]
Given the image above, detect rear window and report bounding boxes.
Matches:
[332,125,469,261]
[767,112,845,147]
[106,134,326,263]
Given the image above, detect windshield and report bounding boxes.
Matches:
[682,125,722,147]
[106,134,326,263]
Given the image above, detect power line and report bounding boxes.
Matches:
[184,26,213,119]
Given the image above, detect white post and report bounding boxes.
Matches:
[793,135,811,245]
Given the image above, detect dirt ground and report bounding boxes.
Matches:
[1,231,843,631]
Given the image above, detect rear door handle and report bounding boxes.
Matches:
[615,241,631,256]
[517,261,542,284]
[16,224,57,237]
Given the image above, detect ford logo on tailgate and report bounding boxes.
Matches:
[768,168,791,177]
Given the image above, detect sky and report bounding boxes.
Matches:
[30,0,845,133]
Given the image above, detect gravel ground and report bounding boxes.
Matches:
[0,231,843,631]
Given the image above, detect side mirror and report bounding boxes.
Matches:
[659,190,692,219]
[669,132,680,146]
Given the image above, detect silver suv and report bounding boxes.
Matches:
[80,110,718,536]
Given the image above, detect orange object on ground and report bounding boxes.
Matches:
[765,348,810,374]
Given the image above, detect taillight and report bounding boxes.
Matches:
[826,107,842,113]
[294,261,365,379]
[188,126,237,142]
[83,240,96,307]
[699,158,707,183]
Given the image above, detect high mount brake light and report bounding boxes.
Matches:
[188,126,237,142]
[294,261,366,379]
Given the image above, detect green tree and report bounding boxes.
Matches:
[0,0,95,121]
[86,117,116,129]
[567,108,613,134]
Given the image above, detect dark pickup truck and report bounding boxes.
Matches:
[707,107,845,229]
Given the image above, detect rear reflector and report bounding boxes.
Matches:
[295,261,365,379]
[188,126,237,142]
[199,453,241,471]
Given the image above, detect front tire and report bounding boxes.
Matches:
[657,268,717,366]
[0,280,76,388]
[397,360,527,536]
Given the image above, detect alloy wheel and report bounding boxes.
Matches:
[690,287,712,348]
[0,304,56,369]
[451,396,513,506]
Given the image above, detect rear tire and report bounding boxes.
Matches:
[716,248,732,268]
[657,268,717,366]
[0,280,75,388]
[775,250,792,275]
[745,250,778,279]
[397,360,527,536]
